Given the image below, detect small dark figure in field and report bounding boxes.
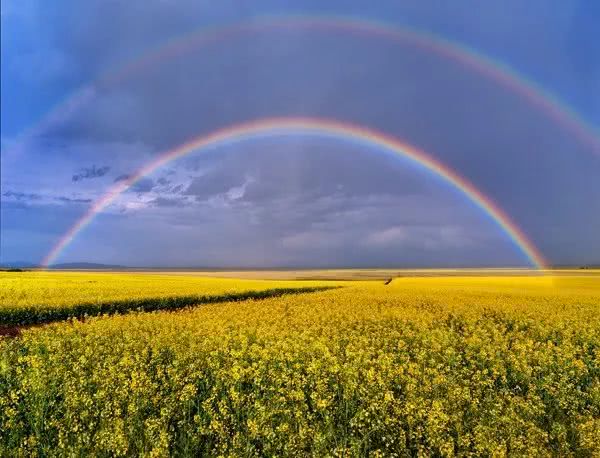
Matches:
[384,278,393,285]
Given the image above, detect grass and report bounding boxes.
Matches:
[1,274,599,456]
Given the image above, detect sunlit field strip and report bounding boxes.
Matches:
[1,275,599,455]
[0,272,346,326]
[0,287,338,328]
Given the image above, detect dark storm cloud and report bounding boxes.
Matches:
[184,170,246,201]
[170,184,184,194]
[0,199,101,264]
[150,197,188,208]
[183,143,433,204]
[130,177,155,193]
[113,173,170,188]
[72,164,110,182]
[3,0,599,265]
[103,190,509,268]
[19,0,597,147]
[568,2,600,75]
[566,1,600,115]
[135,143,501,267]
[34,12,599,268]
[2,190,42,201]
[55,196,92,204]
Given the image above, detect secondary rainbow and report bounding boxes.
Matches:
[8,15,599,160]
[41,117,548,269]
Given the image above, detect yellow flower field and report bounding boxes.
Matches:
[0,272,340,326]
[1,275,599,456]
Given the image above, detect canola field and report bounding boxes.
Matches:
[1,274,600,456]
[0,272,339,326]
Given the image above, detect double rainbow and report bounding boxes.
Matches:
[41,118,548,269]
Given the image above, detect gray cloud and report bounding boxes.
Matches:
[96,144,514,267]
[55,196,92,204]
[182,143,432,205]
[3,0,599,266]
[184,171,247,201]
[72,164,110,182]
[150,197,188,208]
[2,189,92,205]
[2,190,42,201]
[130,177,154,193]
[32,20,599,267]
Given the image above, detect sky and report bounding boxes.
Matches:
[1,0,599,268]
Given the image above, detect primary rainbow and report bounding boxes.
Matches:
[41,117,548,269]
[8,15,600,159]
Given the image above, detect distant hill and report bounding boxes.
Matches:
[0,261,37,269]
[49,262,128,270]
[1,261,129,270]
